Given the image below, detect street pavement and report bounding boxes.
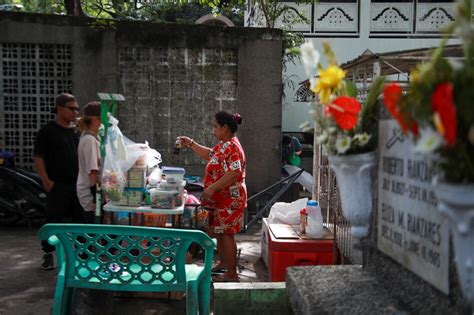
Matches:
[0,223,266,315]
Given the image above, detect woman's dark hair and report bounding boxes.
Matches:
[215,111,243,133]
[282,135,292,146]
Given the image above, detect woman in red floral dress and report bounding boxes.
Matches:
[178,111,246,282]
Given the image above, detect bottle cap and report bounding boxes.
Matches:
[307,200,318,206]
[300,208,306,214]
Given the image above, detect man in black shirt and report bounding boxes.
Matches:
[33,93,83,270]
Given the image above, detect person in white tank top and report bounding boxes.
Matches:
[76,102,101,223]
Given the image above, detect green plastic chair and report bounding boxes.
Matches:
[38,224,215,315]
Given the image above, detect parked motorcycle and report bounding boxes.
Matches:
[0,151,46,225]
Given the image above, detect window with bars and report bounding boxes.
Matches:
[0,43,73,169]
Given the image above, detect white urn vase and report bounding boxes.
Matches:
[328,151,375,238]
[433,180,474,306]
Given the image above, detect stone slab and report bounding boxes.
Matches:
[214,282,293,315]
[286,265,407,315]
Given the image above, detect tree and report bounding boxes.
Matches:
[64,0,84,15]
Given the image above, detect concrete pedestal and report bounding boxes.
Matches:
[286,265,406,315]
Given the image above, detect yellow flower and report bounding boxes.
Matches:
[310,65,346,104]
[433,112,445,136]
[410,69,421,84]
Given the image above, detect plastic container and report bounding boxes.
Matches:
[131,212,143,226]
[159,180,186,194]
[161,166,185,184]
[305,200,324,238]
[149,188,182,209]
[143,213,168,227]
[113,211,130,225]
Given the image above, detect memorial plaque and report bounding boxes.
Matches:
[377,120,449,294]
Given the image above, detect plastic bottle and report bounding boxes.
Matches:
[306,200,324,238]
[299,208,307,234]
[173,139,182,155]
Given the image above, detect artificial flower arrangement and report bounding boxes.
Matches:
[383,0,473,183]
[300,41,385,155]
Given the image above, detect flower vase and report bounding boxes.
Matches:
[433,180,474,306]
[328,151,375,238]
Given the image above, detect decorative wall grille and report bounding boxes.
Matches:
[0,43,73,169]
[370,1,455,34]
[294,84,315,102]
[314,2,359,33]
[248,1,456,37]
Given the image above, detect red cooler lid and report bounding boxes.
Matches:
[268,223,333,253]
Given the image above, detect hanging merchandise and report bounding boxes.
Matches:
[102,115,144,201]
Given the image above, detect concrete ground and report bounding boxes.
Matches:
[0,222,266,315]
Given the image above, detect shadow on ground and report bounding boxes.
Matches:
[0,221,267,315]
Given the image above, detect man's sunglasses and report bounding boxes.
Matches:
[61,106,80,112]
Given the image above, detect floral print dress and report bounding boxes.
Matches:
[202,137,247,234]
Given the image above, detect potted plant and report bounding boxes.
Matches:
[382,0,473,305]
[299,41,385,238]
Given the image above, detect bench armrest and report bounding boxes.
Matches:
[48,235,60,246]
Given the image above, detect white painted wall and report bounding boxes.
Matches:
[282,36,460,131]
[246,0,461,131]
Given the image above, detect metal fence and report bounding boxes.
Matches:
[314,142,362,265]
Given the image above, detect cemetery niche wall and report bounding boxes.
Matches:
[363,112,471,313]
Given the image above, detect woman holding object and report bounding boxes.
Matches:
[178,111,247,282]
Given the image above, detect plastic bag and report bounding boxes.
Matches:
[140,141,162,169]
[147,168,162,187]
[102,115,143,201]
[268,198,308,225]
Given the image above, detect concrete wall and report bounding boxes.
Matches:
[0,12,283,194]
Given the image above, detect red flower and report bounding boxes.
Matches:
[431,82,457,146]
[327,96,361,130]
[383,83,419,135]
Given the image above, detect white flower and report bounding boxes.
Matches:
[354,133,372,147]
[308,109,318,120]
[316,131,328,144]
[299,121,312,132]
[335,136,351,154]
[328,127,337,135]
[414,127,444,153]
[300,41,320,76]
[309,77,317,93]
[468,125,474,145]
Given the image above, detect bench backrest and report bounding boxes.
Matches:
[39,224,214,292]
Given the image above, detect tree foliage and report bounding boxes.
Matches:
[2,0,244,24]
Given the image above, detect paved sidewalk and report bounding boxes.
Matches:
[0,223,266,315]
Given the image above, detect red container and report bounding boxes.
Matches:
[268,223,334,282]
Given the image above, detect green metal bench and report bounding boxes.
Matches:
[38,224,215,315]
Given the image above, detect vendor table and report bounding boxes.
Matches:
[103,202,185,215]
[103,201,184,228]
